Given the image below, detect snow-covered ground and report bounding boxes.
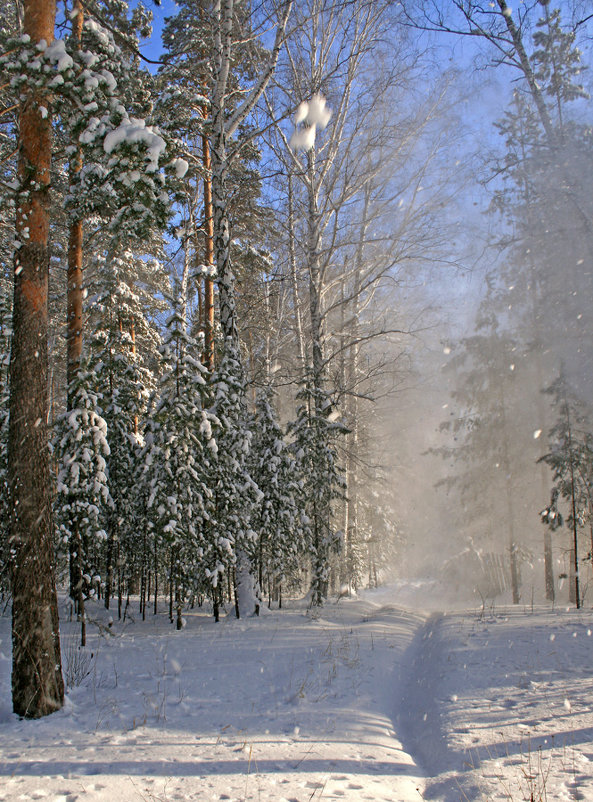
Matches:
[1,582,593,801]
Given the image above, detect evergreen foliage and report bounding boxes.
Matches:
[288,374,346,607]
[142,304,218,627]
[250,387,307,601]
[88,251,159,608]
[54,365,111,603]
[210,339,262,618]
[540,376,593,550]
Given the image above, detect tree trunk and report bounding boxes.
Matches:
[342,184,369,590]
[495,370,521,604]
[104,529,113,610]
[202,133,216,370]
[9,0,64,718]
[563,398,581,608]
[306,151,331,607]
[169,548,174,623]
[66,0,84,399]
[210,0,236,347]
[569,547,577,605]
[287,171,307,373]
[67,0,85,649]
[153,538,158,615]
[544,528,554,602]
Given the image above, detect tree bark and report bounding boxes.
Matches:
[287,171,307,372]
[9,0,64,718]
[202,132,216,370]
[566,403,581,608]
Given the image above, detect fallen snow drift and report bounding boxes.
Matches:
[1,584,593,801]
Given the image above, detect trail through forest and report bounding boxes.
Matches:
[1,583,593,801]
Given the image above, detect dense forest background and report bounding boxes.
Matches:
[1,0,593,717]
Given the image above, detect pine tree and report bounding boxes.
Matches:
[7,0,65,720]
[157,0,278,372]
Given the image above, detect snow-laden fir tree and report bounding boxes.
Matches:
[249,387,308,605]
[88,250,159,612]
[288,373,346,607]
[142,302,218,629]
[210,339,262,619]
[54,363,110,644]
[540,374,593,609]
[435,306,525,604]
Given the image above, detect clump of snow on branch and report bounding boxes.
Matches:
[290,94,332,151]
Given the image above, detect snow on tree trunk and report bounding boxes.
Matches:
[236,549,261,617]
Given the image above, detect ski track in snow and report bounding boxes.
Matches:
[1,584,593,800]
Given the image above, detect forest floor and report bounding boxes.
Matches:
[1,582,593,801]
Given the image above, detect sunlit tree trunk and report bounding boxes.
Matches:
[202,132,216,370]
[501,407,520,604]
[307,151,331,606]
[287,171,307,373]
[9,0,64,718]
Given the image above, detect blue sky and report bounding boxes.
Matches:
[138,0,178,68]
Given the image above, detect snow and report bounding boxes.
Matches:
[290,124,317,152]
[2,583,593,800]
[103,119,166,172]
[172,158,189,179]
[290,94,332,152]
[42,40,74,72]
[306,95,332,129]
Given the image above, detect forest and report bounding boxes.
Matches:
[1,0,593,746]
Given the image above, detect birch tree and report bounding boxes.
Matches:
[267,0,458,594]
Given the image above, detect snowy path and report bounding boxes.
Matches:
[3,588,593,801]
[0,593,427,802]
[399,604,593,801]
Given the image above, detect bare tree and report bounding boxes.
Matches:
[265,0,463,590]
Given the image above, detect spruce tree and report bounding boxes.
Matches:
[88,251,158,612]
[54,364,111,644]
[540,375,593,609]
[288,374,345,606]
[250,387,306,605]
[142,303,218,628]
[210,340,262,618]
